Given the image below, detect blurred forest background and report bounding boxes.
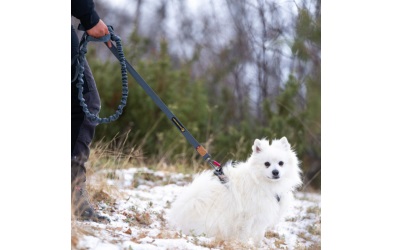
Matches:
[72,0,321,189]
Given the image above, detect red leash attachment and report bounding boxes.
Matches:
[212,160,221,167]
[208,159,227,184]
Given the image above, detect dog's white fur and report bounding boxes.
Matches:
[167,137,302,244]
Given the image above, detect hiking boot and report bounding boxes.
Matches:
[72,184,110,223]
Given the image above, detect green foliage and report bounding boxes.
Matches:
[291,4,321,188]
[263,76,307,155]
[84,1,321,189]
[292,8,321,59]
[211,75,309,164]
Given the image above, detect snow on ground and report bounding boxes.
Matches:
[72,167,321,250]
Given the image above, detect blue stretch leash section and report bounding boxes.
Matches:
[75,25,128,124]
[75,24,227,183]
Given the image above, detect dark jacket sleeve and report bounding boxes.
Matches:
[71,0,100,30]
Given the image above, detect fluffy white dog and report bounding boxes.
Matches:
[167,137,302,245]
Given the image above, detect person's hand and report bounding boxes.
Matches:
[86,19,112,48]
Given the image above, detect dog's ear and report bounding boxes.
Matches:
[280,137,291,150]
[252,139,262,153]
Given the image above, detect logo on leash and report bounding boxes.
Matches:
[171,117,185,132]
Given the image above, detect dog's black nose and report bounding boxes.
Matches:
[272,170,279,176]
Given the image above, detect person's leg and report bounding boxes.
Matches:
[71,25,108,222]
[71,58,100,181]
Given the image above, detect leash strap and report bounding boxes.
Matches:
[74,24,227,182]
[108,43,208,157]
[106,41,226,181]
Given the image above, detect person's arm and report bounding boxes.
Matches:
[71,0,111,47]
[71,0,100,30]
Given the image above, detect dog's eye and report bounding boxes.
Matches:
[279,161,284,166]
[265,162,271,167]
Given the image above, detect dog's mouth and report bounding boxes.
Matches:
[268,176,280,180]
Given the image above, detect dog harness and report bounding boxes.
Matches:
[213,164,228,184]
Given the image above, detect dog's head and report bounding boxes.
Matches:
[250,137,301,184]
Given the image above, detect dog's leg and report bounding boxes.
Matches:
[277,191,294,222]
[249,218,267,246]
[234,214,261,244]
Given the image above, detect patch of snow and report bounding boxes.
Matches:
[73,167,320,250]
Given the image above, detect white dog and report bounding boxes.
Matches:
[167,137,302,245]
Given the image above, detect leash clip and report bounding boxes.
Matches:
[207,159,228,184]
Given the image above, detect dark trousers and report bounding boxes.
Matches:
[71,25,101,183]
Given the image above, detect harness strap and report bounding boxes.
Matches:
[214,168,228,184]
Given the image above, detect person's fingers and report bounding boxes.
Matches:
[87,20,109,38]
[86,20,111,47]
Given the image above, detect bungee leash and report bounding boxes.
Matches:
[74,24,227,183]
[74,25,128,124]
